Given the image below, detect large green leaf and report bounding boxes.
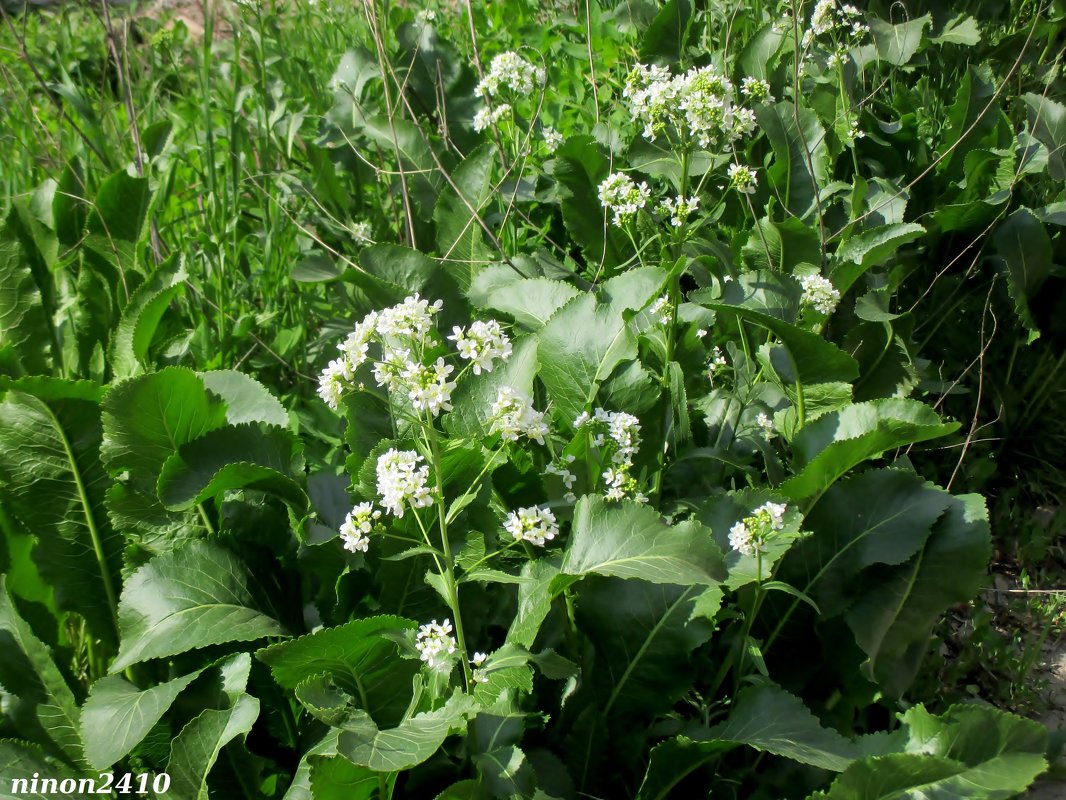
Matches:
[870,15,931,66]
[847,494,990,697]
[638,685,873,799]
[756,102,828,219]
[552,136,629,270]
[784,470,953,617]
[0,228,52,376]
[562,496,726,585]
[256,616,417,727]
[702,304,858,386]
[83,170,151,279]
[0,576,85,768]
[101,367,229,492]
[468,264,580,331]
[200,369,289,428]
[833,223,926,294]
[994,208,1053,341]
[782,399,958,500]
[167,695,260,800]
[337,690,476,772]
[435,144,496,290]
[0,378,122,646]
[1024,92,1066,180]
[639,0,692,62]
[110,540,285,672]
[109,255,186,380]
[537,267,663,422]
[156,422,306,512]
[81,669,204,769]
[282,730,340,800]
[0,740,81,798]
[307,754,379,800]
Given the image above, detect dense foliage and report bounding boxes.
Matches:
[1,0,1064,797]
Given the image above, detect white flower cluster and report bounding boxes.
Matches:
[504,505,559,547]
[728,501,788,556]
[649,295,673,324]
[623,63,759,150]
[706,346,727,382]
[728,163,758,195]
[740,77,775,106]
[318,294,444,410]
[575,408,646,503]
[597,172,651,226]
[545,455,578,503]
[542,126,564,153]
[802,1,871,60]
[339,502,381,553]
[490,386,549,445]
[402,357,457,416]
[473,103,512,133]
[800,274,841,316]
[475,51,545,99]
[755,411,775,439]
[351,220,374,244]
[658,195,700,227]
[448,320,512,375]
[415,619,456,668]
[376,448,433,517]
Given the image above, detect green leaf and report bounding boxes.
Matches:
[506,559,563,649]
[445,335,539,440]
[435,144,496,290]
[785,470,953,617]
[307,754,379,800]
[870,15,931,66]
[358,244,467,324]
[938,67,998,178]
[200,370,289,428]
[101,367,228,493]
[337,689,476,772]
[639,0,692,63]
[81,669,204,769]
[1024,92,1066,180]
[702,304,858,386]
[0,228,52,376]
[109,255,186,379]
[0,740,81,797]
[994,208,1053,340]
[83,170,150,278]
[0,575,85,768]
[256,616,417,727]
[574,578,711,718]
[833,224,925,294]
[847,494,990,697]
[737,21,787,81]
[0,378,122,646]
[562,496,726,585]
[468,264,580,331]
[931,14,981,46]
[552,136,629,270]
[537,268,663,422]
[756,102,828,220]
[782,400,958,501]
[282,729,340,800]
[167,694,260,800]
[156,422,306,512]
[110,540,284,672]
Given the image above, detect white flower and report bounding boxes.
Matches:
[352,220,373,243]
[706,346,727,382]
[542,126,564,153]
[376,449,434,517]
[476,51,545,99]
[728,163,758,195]
[504,505,559,547]
[696,328,708,338]
[649,295,673,324]
[729,520,756,556]
[740,77,774,105]
[573,411,591,428]
[317,358,352,410]
[799,274,841,316]
[658,195,700,227]
[755,411,775,438]
[490,386,549,444]
[545,460,577,490]
[415,619,457,668]
[597,172,651,226]
[339,502,381,553]
[415,8,436,25]
[375,293,443,340]
[471,651,487,666]
[339,314,377,371]
[472,668,489,684]
[402,357,456,416]
[473,103,512,133]
[756,501,788,531]
[448,319,512,374]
